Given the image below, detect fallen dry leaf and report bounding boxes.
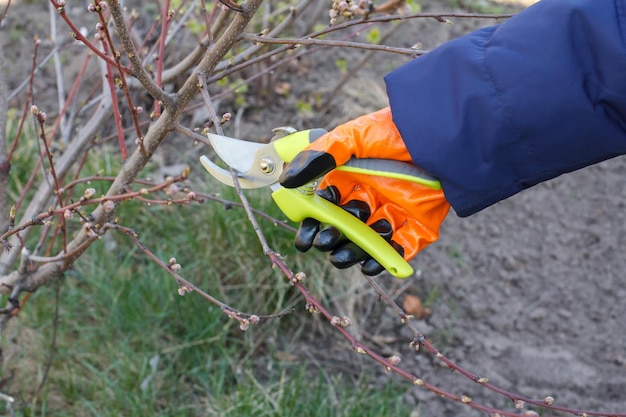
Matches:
[274,81,291,96]
[402,294,432,320]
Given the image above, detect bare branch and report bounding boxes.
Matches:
[0,42,8,233]
[242,33,426,57]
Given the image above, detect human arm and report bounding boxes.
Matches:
[280,0,626,274]
[386,0,626,217]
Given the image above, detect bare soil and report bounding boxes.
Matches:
[2,1,625,416]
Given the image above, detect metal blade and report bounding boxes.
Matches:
[207,133,264,173]
[200,155,274,189]
[203,132,285,189]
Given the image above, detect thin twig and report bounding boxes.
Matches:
[48,0,133,75]
[242,33,426,57]
[99,39,128,159]
[265,253,525,417]
[33,110,68,254]
[48,1,70,142]
[154,0,171,118]
[97,7,144,159]
[219,0,244,13]
[47,54,92,143]
[318,11,515,37]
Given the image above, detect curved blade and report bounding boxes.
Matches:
[200,155,274,189]
[203,132,284,189]
[207,133,264,173]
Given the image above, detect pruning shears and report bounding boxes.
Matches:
[200,127,441,278]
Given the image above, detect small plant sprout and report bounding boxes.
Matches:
[177,286,190,296]
[329,0,372,24]
[330,316,351,327]
[543,396,554,405]
[387,355,401,366]
[83,188,96,199]
[305,302,320,314]
[385,355,402,371]
[168,258,181,272]
[82,223,98,238]
[290,271,306,285]
[239,319,250,331]
[30,105,46,122]
[409,335,425,352]
[385,355,402,372]
[166,183,179,196]
[102,200,115,212]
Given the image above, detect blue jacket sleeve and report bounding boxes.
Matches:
[385,0,626,217]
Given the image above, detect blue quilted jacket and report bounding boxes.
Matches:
[385,0,626,217]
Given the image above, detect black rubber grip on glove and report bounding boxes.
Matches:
[294,186,341,252]
[314,200,370,251]
[361,241,404,276]
[329,219,396,273]
[279,150,337,188]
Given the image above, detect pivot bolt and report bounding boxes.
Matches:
[259,158,275,174]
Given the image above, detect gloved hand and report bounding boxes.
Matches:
[279,107,450,276]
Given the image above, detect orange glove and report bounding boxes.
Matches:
[279,107,450,276]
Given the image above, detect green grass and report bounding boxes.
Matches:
[1,175,410,416]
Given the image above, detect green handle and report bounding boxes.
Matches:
[273,129,320,161]
[271,187,413,278]
[273,130,441,190]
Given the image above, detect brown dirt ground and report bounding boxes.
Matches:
[2,1,625,416]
